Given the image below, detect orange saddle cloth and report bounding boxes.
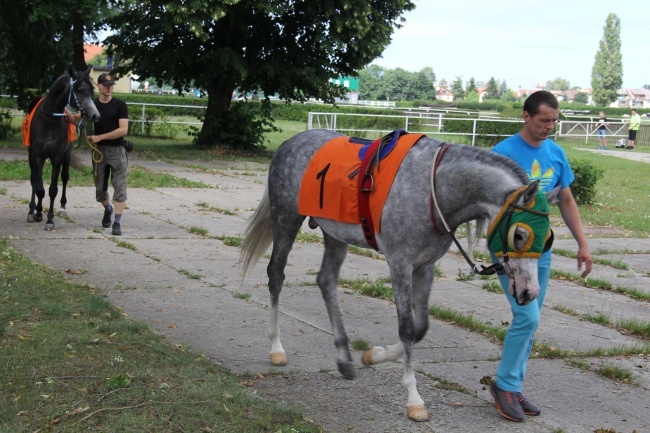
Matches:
[22,97,77,146]
[298,133,423,232]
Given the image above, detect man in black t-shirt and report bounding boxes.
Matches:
[88,73,129,236]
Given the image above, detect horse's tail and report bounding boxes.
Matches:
[240,186,273,278]
[70,152,86,171]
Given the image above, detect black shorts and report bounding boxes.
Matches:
[628,129,638,141]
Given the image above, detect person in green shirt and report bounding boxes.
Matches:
[627,108,641,149]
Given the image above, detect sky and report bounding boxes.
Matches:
[375,0,649,90]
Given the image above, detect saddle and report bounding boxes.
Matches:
[298,130,424,251]
[21,97,77,147]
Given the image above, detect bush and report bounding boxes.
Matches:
[0,110,15,139]
[128,107,179,138]
[192,101,277,150]
[569,158,604,205]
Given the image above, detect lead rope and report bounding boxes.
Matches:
[429,147,512,276]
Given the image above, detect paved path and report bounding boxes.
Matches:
[1,148,649,433]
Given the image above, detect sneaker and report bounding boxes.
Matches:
[102,205,113,228]
[111,222,122,236]
[490,382,525,422]
[518,394,541,416]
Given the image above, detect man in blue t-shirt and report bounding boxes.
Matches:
[489,91,592,422]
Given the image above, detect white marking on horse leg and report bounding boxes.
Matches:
[362,343,404,365]
[268,304,287,366]
[403,368,428,421]
[58,208,67,217]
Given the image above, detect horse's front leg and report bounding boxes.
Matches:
[58,152,71,217]
[317,233,355,379]
[382,262,429,421]
[45,162,62,230]
[362,263,434,364]
[266,217,303,366]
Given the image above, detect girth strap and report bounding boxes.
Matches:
[358,137,384,252]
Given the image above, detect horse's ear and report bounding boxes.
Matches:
[523,180,540,203]
[545,185,561,204]
[84,65,93,75]
[68,65,76,78]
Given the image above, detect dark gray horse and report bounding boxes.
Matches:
[26,66,100,230]
[240,129,555,421]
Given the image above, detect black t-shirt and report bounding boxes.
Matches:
[94,97,128,147]
[597,116,607,130]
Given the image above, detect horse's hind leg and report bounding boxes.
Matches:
[317,232,355,379]
[27,151,45,223]
[266,215,305,366]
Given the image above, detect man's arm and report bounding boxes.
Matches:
[88,118,128,144]
[557,186,592,277]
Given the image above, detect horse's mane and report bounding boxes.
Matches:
[449,142,530,185]
[48,73,71,97]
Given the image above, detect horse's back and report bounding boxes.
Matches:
[267,129,342,212]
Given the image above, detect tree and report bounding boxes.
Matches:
[546,77,570,91]
[465,77,477,100]
[411,67,436,100]
[573,92,589,104]
[485,77,499,99]
[0,0,112,108]
[451,76,465,100]
[499,79,508,96]
[107,0,415,149]
[591,13,623,107]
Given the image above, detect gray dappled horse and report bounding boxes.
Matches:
[241,129,554,421]
[26,66,100,230]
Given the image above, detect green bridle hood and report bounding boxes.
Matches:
[487,186,552,258]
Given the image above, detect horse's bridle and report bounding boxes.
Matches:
[47,77,87,121]
[429,146,548,277]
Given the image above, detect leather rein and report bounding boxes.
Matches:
[430,144,541,277]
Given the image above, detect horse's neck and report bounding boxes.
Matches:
[41,80,69,114]
[434,152,522,228]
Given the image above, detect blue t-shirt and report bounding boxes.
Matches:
[492,133,574,192]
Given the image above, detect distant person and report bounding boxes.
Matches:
[489,90,592,423]
[627,108,641,149]
[251,90,260,101]
[596,111,609,149]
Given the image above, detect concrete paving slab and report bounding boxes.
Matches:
[2,147,649,433]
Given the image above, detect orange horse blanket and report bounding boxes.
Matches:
[298,133,423,232]
[21,97,77,146]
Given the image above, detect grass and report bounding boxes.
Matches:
[0,240,319,432]
[560,142,650,237]
[196,201,237,215]
[188,226,209,236]
[0,159,211,189]
[338,276,393,300]
[550,269,650,301]
[216,235,243,247]
[553,248,629,270]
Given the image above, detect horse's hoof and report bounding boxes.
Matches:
[45,224,55,231]
[27,215,35,223]
[33,214,43,223]
[337,360,356,379]
[270,352,288,366]
[362,348,375,366]
[58,209,67,217]
[407,404,429,422]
